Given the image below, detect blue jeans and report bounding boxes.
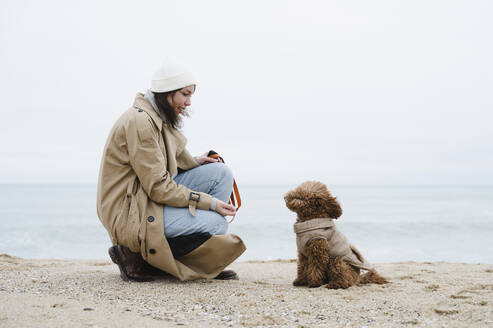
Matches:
[163,163,233,238]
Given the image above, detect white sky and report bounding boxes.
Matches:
[0,0,492,185]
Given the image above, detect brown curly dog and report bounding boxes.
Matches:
[284,181,388,289]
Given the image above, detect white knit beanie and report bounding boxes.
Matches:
[150,59,196,93]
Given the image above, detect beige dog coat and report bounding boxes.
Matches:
[293,218,374,271]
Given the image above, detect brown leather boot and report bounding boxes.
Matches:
[108,245,154,282]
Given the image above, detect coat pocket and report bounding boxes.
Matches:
[114,179,141,252]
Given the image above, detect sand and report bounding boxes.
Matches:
[0,254,492,327]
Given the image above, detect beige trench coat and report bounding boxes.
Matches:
[97,93,246,280]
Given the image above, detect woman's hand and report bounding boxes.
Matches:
[196,152,219,165]
[215,200,236,217]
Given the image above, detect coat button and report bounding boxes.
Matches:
[149,249,156,254]
[138,109,143,112]
[147,216,154,222]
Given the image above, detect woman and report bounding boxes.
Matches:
[97,60,246,281]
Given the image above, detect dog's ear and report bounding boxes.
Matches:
[284,190,306,212]
[324,196,343,219]
[303,181,343,218]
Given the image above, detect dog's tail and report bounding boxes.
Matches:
[359,270,388,285]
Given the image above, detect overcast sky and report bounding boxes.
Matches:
[0,0,492,185]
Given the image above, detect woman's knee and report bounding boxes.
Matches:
[197,162,233,187]
[211,163,233,185]
[210,214,228,235]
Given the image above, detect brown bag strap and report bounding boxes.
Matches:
[207,150,241,222]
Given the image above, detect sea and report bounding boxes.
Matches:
[0,184,492,264]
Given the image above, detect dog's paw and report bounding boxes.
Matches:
[326,281,352,289]
[307,282,323,288]
[293,278,308,286]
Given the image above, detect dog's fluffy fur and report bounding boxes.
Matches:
[285,181,388,289]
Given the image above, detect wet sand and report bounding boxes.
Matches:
[1,254,492,327]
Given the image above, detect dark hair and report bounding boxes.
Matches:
[152,90,185,129]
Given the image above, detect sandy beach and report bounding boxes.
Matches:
[0,254,492,327]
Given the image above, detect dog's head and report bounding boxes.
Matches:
[284,181,342,222]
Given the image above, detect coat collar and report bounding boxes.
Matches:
[293,218,334,234]
[132,93,163,132]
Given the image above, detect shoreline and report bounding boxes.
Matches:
[1,254,492,327]
[4,254,492,265]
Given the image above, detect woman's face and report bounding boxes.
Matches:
[167,85,195,115]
